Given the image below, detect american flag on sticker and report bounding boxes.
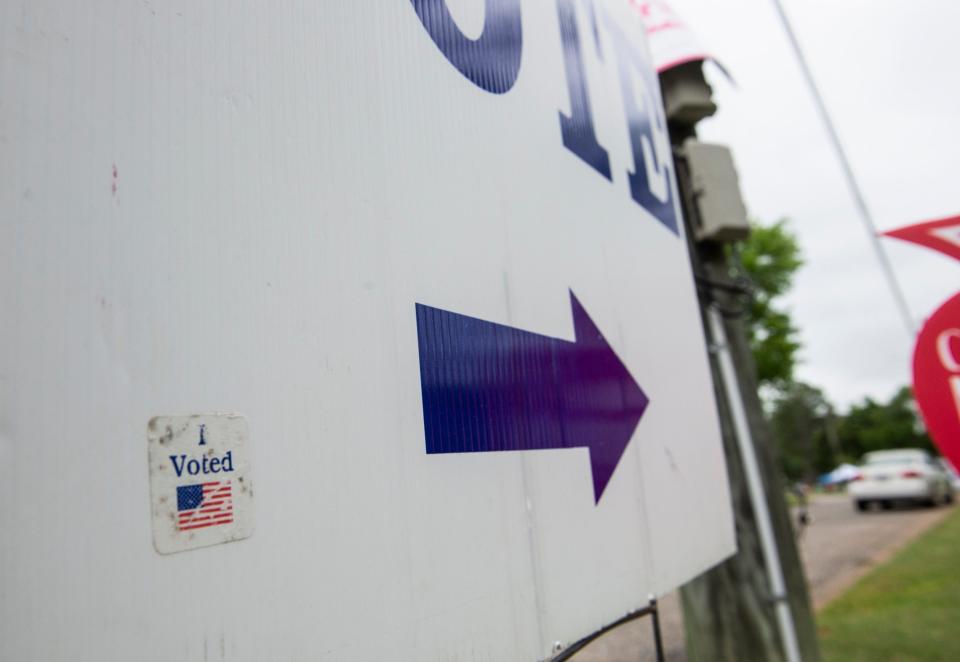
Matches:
[176,481,233,531]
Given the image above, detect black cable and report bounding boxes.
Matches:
[767,0,915,336]
[549,602,661,661]
[694,274,752,319]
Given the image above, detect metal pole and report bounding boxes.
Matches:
[649,597,665,662]
[707,306,803,662]
[768,0,916,336]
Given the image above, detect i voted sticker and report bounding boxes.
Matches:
[147,414,254,554]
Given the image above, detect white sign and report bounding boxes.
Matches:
[0,1,734,660]
[147,414,254,554]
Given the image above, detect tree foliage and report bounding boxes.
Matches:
[726,219,936,480]
[730,219,804,395]
[770,382,835,481]
[836,386,934,460]
[771,384,934,481]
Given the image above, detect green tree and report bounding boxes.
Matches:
[729,219,804,395]
[770,382,840,481]
[837,386,934,461]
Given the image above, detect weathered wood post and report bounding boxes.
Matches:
[660,61,821,662]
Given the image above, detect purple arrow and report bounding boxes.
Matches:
[416,290,649,503]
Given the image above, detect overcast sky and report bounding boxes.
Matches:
[666,0,960,408]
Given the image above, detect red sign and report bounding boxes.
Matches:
[913,292,960,470]
[883,215,960,262]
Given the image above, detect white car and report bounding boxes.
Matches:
[849,449,954,512]
[937,458,960,492]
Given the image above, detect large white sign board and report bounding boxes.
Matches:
[0,1,734,660]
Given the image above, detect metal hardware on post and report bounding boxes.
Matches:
[706,305,804,662]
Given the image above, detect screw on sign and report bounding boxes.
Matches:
[913,292,960,471]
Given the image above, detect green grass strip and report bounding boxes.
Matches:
[818,506,960,661]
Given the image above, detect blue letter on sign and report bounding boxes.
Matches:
[410,0,522,94]
[604,19,678,235]
[556,0,611,180]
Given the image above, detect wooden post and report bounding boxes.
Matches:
[660,62,822,662]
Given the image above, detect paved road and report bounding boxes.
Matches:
[569,493,954,661]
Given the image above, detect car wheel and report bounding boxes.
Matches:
[855,500,869,512]
[944,491,954,505]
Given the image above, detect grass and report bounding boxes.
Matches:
[818,506,960,661]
